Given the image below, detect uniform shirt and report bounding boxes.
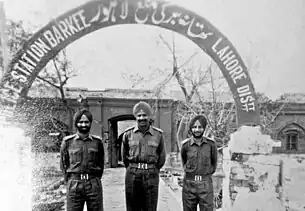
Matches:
[181,137,218,176]
[60,133,104,181]
[122,125,166,169]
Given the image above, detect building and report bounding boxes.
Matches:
[16,88,305,168]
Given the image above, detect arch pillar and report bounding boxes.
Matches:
[0,0,259,126]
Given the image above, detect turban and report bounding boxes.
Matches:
[73,108,93,126]
[133,101,153,117]
[188,115,208,131]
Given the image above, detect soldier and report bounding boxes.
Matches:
[122,101,166,211]
[60,109,105,211]
[181,115,218,211]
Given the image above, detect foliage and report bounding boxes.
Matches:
[3,19,79,150]
[258,93,285,136]
[122,31,285,152]
[6,20,33,54]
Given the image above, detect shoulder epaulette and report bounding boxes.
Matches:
[205,136,216,145]
[91,134,102,140]
[152,126,163,133]
[62,134,76,142]
[205,136,215,141]
[181,138,191,146]
[123,126,135,133]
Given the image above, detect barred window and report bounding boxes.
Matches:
[286,132,298,151]
[277,122,304,153]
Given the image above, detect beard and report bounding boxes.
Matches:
[137,119,149,128]
[76,126,91,134]
[192,131,204,138]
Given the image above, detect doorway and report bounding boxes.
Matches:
[108,114,136,168]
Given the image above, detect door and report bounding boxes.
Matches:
[108,120,119,168]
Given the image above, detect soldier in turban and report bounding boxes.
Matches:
[180,115,218,211]
[60,109,105,211]
[122,101,166,211]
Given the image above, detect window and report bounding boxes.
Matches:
[277,123,305,153]
[286,133,298,151]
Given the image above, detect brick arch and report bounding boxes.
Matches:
[0,0,260,126]
[108,114,135,122]
[277,122,305,139]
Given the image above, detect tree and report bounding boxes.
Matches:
[4,19,79,150]
[6,20,33,54]
[32,49,77,131]
[0,20,33,73]
[121,31,284,153]
[155,32,237,151]
[120,31,236,150]
[153,32,288,152]
[258,93,286,136]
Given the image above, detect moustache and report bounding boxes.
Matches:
[192,131,203,137]
[77,126,90,130]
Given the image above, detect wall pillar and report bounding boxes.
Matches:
[222,126,285,211]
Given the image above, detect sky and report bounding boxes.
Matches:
[2,0,305,100]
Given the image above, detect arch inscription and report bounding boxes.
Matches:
[0,0,260,126]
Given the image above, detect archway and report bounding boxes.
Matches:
[0,0,260,126]
[108,114,136,167]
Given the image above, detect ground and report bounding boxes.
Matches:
[31,152,305,211]
[32,165,183,211]
[102,167,182,211]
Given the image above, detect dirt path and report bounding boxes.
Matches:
[100,167,182,211]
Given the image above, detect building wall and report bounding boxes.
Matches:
[159,106,173,154]
[272,104,305,153]
[80,97,176,165]
[21,97,305,155]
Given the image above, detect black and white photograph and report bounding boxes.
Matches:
[0,0,304,210]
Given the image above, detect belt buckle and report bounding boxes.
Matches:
[195,175,202,181]
[138,163,148,169]
[80,174,89,180]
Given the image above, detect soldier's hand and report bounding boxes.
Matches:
[177,177,184,187]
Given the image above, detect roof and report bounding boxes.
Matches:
[28,86,166,100]
[275,93,305,103]
[165,90,234,102]
[28,86,305,104]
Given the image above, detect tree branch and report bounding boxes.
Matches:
[174,66,189,101]
[188,82,198,102]
[158,34,174,55]
[35,75,60,89]
[176,115,187,151]
[178,51,199,69]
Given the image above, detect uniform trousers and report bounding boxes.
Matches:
[125,166,159,211]
[66,176,103,211]
[182,176,214,211]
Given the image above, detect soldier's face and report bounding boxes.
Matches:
[191,120,204,138]
[136,110,149,127]
[76,114,91,134]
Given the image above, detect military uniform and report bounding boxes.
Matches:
[60,133,105,211]
[122,125,166,211]
[181,136,218,211]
